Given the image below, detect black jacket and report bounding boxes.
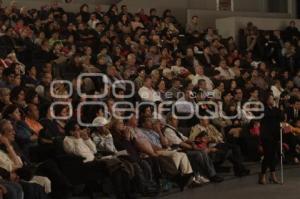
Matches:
[260,106,283,141]
[285,107,300,124]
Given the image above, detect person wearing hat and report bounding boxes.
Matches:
[91,116,117,155]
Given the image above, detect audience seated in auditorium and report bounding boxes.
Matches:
[0,2,298,198]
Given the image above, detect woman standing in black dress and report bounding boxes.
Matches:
[259,94,283,184]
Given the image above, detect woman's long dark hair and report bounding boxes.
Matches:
[2,104,20,120]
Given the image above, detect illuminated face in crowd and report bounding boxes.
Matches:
[192,16,198,23]
[219,60,228,69]
[71,124,81,138]
[1,121,16,142]
[144,78,153,88]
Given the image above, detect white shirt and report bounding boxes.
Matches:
[271,85,283,107]
[0,150,51,193]
[190,124,224,143]
[92,133,117,153]
[213,88,222,100]
[163,124,188,145]
[216,66,235,80]
[171,65,188,76]
[0,149,23,172]
[63,136,97,162]
[175,97,195,114]
[138,86,162,102]
[88,19,100,29]
[271,85,283,100]
[189,74,214,90]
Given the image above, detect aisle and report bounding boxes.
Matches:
[71,163,300,199]
[161,166,300,199]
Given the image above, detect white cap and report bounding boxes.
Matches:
[92,116,109,127]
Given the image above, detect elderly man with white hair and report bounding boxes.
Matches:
[189,65,214,90]
[163,114,224,183]
[138,76,162,102]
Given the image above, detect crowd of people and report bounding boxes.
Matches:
[0,1,299,199]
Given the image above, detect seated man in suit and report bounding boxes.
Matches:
[286,97,300,124]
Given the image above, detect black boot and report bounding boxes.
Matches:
[174,173,194,191]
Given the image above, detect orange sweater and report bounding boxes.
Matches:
[25,117,43,135]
